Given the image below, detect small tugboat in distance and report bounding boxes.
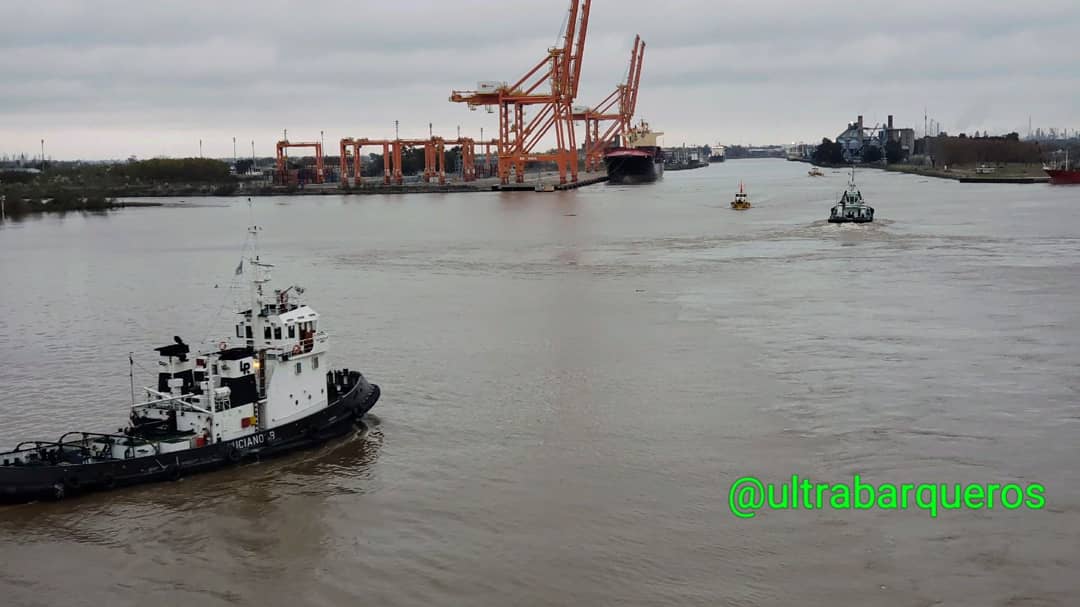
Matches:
[829,167,874,223]
[731,181,752,210]
[808,167,825,177]
[0,225,381,503]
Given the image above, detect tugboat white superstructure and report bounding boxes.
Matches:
[0,226,380,503]
[828,167,874,223]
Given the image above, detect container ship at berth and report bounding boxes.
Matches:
[604,121,664,184]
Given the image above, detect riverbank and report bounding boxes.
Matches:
[1,156,610,201]
[798,161,1050,184]
[885,163,1050,184]
[0,195,162,219]
[1,170,609,202]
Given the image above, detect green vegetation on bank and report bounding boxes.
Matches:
[3,157,235,187]
[0,190,117,215]
[1,158,245,216]
[885,162,1048,182]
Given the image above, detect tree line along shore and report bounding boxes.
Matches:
[0,158,249,217]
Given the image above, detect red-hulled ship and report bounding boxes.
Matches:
[1045,150,1080,184]
[1046,169,1080,185]
[604,121,664,184]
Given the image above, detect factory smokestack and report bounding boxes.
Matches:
[888,115,894,130]
[858,115,864,131]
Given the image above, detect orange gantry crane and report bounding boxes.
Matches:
[450,0,591,185]
[275,140,325,185]
[574,35,646,172]
[340,138,392,185]
[340,137,478,186]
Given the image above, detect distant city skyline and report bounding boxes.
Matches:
[2,0,1078,160]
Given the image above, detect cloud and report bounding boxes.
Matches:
[1,0,1077,159]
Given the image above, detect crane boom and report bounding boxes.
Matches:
[574,35,647,172]
[449,0,591,185]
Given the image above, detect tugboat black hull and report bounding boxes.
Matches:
[0,372,380,504]
[829,204,874,224]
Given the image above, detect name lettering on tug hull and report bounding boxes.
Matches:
[231,431,276,451]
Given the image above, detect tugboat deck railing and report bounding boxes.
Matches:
[5,440,65,455]
[1,432,161,465]
[134,390,212,415]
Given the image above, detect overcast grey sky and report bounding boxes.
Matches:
[3,0,1078,160]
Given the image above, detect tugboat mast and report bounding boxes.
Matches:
[129,352,135,407]
[247,224,268,350]
[246,223,274,399]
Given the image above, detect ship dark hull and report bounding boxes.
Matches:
[604,149,663,184]
[0,372,380,504]
[1045,169,1080,185]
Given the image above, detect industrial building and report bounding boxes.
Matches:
[836,115,916,162]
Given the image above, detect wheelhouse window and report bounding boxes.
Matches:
[236,324,243,338]
[288,325,296,339]
[245,326,253,339]
[264,326,271,339]
[274,326,282,340]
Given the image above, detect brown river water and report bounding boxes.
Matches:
[1,159,1078,606]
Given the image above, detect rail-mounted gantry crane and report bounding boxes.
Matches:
[340,138,392,185]
[340,136,478,187]
[450,0,591,185]
[275,140,325,185]
[573,35,645,172]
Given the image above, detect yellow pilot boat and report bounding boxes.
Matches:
[731,181,752,210]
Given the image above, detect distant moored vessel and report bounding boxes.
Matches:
[1044,150,1080,185]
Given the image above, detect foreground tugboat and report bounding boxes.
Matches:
[0,226,380,503]
[828,167,874,223]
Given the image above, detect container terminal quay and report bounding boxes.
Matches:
[0,0,724,200]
